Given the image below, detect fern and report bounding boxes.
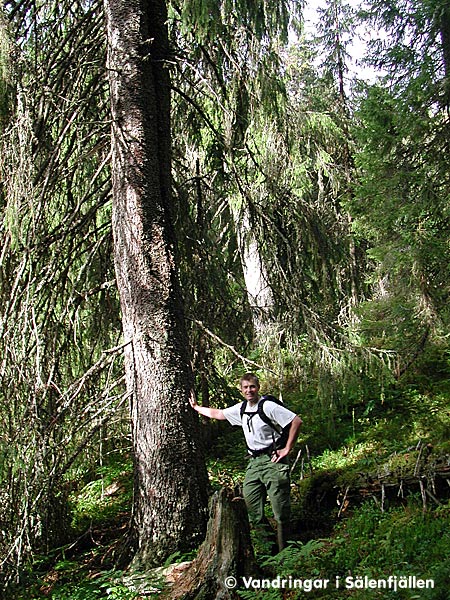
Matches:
[261,539,326,572]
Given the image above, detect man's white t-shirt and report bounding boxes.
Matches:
[222,398,296,452]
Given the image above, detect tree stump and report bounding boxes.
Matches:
[166,487,258,600]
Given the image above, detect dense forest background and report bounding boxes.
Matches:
[0,0,449,598]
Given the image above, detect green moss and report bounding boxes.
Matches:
[69,458,133,533]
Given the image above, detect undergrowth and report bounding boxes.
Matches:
[9,376,450,599]
[241,497,450,599]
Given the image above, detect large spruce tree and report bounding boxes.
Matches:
[103,0,209,564]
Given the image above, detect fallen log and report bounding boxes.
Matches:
[294,448,450,526]
[166,487,257,600]
[336,450,450,513]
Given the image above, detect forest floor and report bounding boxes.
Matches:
[15,380,450,600]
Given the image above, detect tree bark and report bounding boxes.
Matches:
[167,488,258,600]
[439,4,450,107]
[232,205,274,340]
[103,0,209,565]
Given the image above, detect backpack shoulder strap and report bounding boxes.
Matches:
[240,400,248,420]
[261,395,293,449]
[258,395,283,433]
[240,395,285,433]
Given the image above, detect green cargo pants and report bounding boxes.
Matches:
[243,454,291,526]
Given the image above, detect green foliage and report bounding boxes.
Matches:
[2,0,450,595]
[17,567,144,600]
[0,0,128,584]
[240,499,450,600]
[69,457,133,533]
[177,0,291,45]
[329,498,450,582]
[12,368,450,599]
[207,428,247,491]
[262,539,326,573]
[48,572,140,600]
[349,0,450,375]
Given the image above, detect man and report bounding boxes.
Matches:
[190,372,302,552]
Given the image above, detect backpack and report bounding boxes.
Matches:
[240,394,292,453]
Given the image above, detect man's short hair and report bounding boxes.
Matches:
[240,372,260,386]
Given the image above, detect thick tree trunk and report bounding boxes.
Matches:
[104,0,209,565]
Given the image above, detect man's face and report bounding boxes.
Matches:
[240,379,260,404]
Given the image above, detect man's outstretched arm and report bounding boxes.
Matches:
[189,392,227,420]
